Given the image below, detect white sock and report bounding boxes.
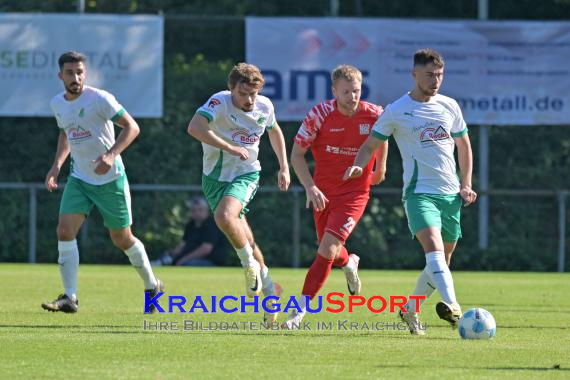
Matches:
[297,294,308,314]
[58,240,79,301]
[124,239,157,290]
[260,266,275,296]
[406,266,436,311]
[425,251,457,305]
[236,243,255,267]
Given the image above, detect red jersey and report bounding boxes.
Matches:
[294,100,383,197]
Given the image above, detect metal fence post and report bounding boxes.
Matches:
[558,191,567,272]
[28,185,37,263]
[478,126,489,249]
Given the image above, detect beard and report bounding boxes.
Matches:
[66,82,83,95]
[420,84,438,97]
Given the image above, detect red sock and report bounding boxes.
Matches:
[302,254,333,300]
[333,246,349,267]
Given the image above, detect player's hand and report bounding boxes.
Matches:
[371,166,386,185]
[343,166,363,181]
[460,185,477,207]
[227,146,249,161]
[277,167,290,191]
[45,167,60,192]
[93,151,116,175]
[305,185,328,212]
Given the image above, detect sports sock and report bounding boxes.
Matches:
[425,251,457,305]
[124,238,157,290]
[235,243,255,267]
[260,266,275,296]
[301,254,333,300]
[333,246,349,268]
[58,239,79,301]
[296,294,308,314]
[406,266,436,312]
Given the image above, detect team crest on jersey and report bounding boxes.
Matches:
[79,108,85,118]
[256,116,266,126]
[208,98,221,108]
[359,123,371,135]
[420,126,451,147]
[232,130,260,145]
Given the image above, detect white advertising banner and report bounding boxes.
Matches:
[0,13,163,117]
[247,17,570,125]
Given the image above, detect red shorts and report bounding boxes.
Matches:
[313,192,369,243]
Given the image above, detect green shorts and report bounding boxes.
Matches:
[404,193,462,242]
[60,175,132,230]
[202,171,260,216]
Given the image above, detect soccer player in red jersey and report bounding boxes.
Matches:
[282,65,388,328]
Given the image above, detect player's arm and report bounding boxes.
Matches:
[45,130,70,192]
[344,135,385,180]
[455,133,477,206]
[175,243,214,266]
[371,140,389,185]
[291,143,328,211]
[267,123,290,191]
[93,111,140,175]
[187,114,248,160]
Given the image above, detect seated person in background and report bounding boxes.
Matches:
[153,196,228,266]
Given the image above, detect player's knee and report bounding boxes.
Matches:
[110,233,134,251]
[56,225,76,241]
[214,208,235,231]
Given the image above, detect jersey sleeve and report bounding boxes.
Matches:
[450,100,468,137]
[50,100,65,129]
[96,90,125,122]
[265,102,276,130]
[293,102,329,149]
[196,93,225,123]
[371,106,395,141]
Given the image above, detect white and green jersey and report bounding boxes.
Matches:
[196,91,276,182]
[50,86,126,185]
[371,93,468,198]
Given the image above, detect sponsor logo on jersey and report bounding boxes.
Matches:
[232,130,260,145]
[359,123,370,135]
[325,145,359,156]
[419,126,450,146]
[68,125,92,141]
[404,111,414,117]
[208,98,221,108]
[329,128,345,132]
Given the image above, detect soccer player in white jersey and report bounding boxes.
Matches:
[187,63,290,323]
[41,51,163,314]
[345,48,477,335]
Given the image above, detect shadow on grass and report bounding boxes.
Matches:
[0,324,138,329]
[377,364,567,371]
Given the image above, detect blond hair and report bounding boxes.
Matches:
[331,65,362,85]
[228,63,265,90]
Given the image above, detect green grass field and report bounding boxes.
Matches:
[2,264,569,379]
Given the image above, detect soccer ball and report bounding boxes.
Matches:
[458,308,496,340]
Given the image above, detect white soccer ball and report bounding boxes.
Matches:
[458,307,496,340]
